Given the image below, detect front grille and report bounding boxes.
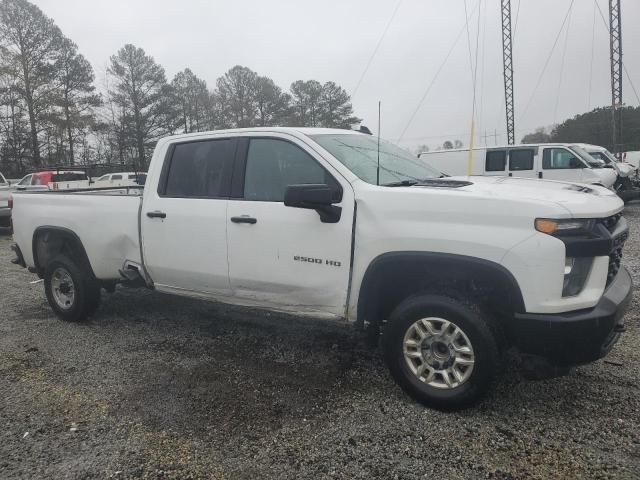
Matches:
[607,246,623,285]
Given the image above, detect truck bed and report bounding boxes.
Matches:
[12,188,143,280]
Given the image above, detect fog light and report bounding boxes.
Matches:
[562,257,592,297]
[564,257,574,275]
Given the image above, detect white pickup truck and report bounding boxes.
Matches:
[10,127,633,409]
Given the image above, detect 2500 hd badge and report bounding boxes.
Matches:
[294,255,342,267]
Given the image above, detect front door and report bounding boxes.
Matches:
[226,135,353,317]
[541,147,585,182]
[141,137,236,296]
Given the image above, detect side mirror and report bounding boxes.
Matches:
[284,184,341,223]
[16,185,26,191]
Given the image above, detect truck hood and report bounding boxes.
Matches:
[436,176,623,218]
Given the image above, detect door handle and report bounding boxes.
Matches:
[146,211,167,219]
[230,216,257,224]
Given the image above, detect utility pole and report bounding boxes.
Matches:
[609,0,623,158]
[501,0,515,145]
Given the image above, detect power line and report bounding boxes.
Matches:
[513,0,521,39]
[397,1,480,143]
[553,2,573,124]
[350,0,403,100]
[519,0,575,121]
[587,1,596,109]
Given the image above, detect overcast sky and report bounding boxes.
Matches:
[31,0,640,150]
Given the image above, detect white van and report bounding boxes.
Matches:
[576,144,637,180]
[419,144,617,188]
[622,151,640,171]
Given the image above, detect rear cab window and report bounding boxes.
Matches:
[159,138,236,198]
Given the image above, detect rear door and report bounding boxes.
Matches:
[506,148,537,178]
[541,147,585,182]
[141,137,236,296]
[226,134,354,317]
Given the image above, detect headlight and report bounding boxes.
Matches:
[535,218,595,236]
[562,257,592,297]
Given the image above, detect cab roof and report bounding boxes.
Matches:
[160,127,366,143]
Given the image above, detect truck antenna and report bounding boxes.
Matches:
[377,100,381,186]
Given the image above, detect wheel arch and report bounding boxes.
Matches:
[32,226,96,279]
[356,251,526,328]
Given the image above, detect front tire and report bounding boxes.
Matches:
[44,255,101,322]
[383,295,499,410]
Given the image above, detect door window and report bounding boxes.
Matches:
[509,149,534,171]
[160,138,235,198]
[111,174,122,180]
[243,138,340,202]
[485,151,506,171]
[32,176,43,185]
[543,148,583,169]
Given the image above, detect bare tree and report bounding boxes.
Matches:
[108,44,178,168]
[0,0,64,166]
[55,38,100,164]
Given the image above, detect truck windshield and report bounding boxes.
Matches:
[569,146,605,168]
[588,149,618,164]
[310,133,442,185]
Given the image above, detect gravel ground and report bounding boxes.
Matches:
[1,205,639,480]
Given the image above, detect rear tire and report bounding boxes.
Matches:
[44,254,101,322]
[382,294,499,410]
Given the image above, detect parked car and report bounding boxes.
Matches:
[622,150,640,171]
[10,127,632,409]
[14,170,88,191]
[95,172,147,186]
[419,144,618,188]
[575,143,637,186]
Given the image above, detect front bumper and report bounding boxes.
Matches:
[508,267,632,366]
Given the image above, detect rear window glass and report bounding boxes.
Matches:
[485,151,506,171]
[509,150,534,171]
[162,139,235,197]
[51,173,86,182]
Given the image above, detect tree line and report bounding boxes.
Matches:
[0,0,360,176]
[521,106,640,152]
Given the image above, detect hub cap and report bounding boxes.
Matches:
[403,317,475,389]
[51,267,75,310]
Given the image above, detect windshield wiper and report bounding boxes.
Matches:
[382,180,419,187]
